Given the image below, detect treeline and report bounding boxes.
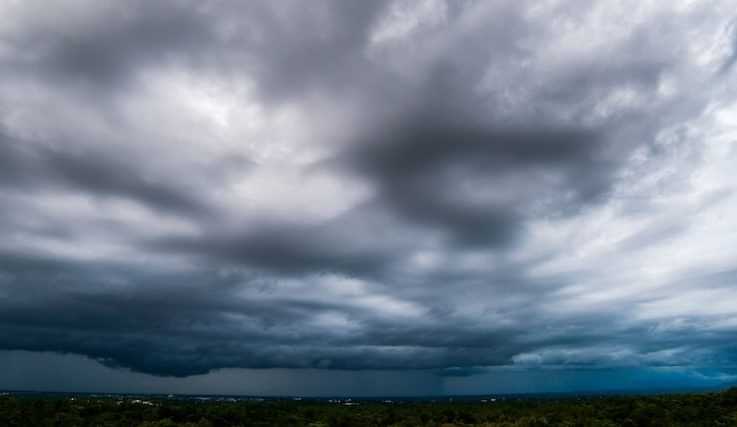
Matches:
[1,388,737,426]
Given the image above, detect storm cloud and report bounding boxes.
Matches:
[2,0,737,393]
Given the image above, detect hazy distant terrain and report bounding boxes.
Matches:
[2,388,737,426]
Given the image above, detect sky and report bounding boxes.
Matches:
[1,0,737,396]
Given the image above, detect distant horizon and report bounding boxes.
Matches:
[2,384,731,399]
[1,350,735,398]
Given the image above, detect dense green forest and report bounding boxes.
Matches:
[2,388,737,426]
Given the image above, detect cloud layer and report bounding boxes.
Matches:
[1,0,737,385]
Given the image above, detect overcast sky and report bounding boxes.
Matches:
[1,0,737,396]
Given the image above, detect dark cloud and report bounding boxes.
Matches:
[1,0,736,392]
[149,202,402,276]
[0,251,732,378]
[340,119,607,246]
[718,19,737,74]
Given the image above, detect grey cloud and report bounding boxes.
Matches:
[1,0,737,388]
[3,1,215,89]
[0,130,210,218]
